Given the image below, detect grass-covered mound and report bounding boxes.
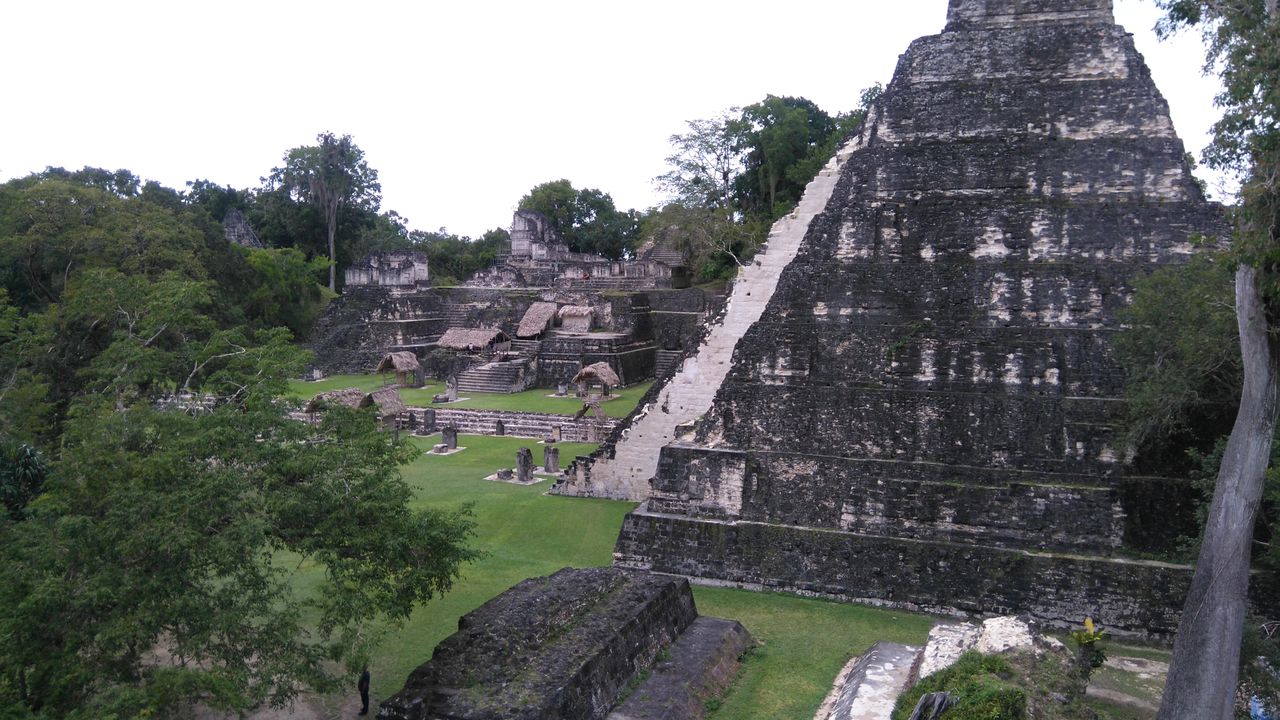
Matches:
[892,649,1097,720]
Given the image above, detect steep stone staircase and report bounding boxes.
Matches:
[554,137,858,500]
[653,349,683,379]
[456,360,527,394]
[440,304,476,329]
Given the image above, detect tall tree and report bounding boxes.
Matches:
[655,112,742,215]
[0,273,476,717]
[517,180,640,259]
[1154,1,1280,717]
[267,133,381,291]
[731,95,836,219]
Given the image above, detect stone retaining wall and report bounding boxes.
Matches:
[377,568,699,720]
[407,406,618,443]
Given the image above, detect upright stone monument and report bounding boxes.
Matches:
[614,0,1228,634]
[544,446,560,474]
[516,448,534,484]
[442,426,458,450]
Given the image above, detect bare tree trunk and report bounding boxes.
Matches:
[1158,266,1279,719]
[327,220,337,292]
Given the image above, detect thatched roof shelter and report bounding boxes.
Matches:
[437,327,510,351]
[361,387,407,419]
[305,387,367,412]
[557,305,594,319]
[516,302,558,338]
[376,351,420,374]
[572,362,620,388]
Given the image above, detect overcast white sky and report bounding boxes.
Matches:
[1,0,1224,238]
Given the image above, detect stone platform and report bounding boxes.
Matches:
[377,568,750,720]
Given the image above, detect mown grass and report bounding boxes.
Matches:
[288,374,652,418]
[696,587,933,720]
[287,431,934,718]
[447,381,652,418]
[367,434,626,683]
[286,374,445,406]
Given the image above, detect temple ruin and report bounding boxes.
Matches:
[309,211,715,395]
[582,0,1244,634]
[345,250,430,290]
[467,210,690,290]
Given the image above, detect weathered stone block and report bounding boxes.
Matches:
[377,568,698,720]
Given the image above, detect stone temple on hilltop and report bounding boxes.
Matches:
[578,0,1244,634]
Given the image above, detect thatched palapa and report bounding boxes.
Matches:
[437,327,510,351]
[305,387,367,412]
[558,305,593,333]
[557,305,594,318]
[572,362,620,388]
[376,351,420,374]
[516,302,558,338]
[361,387,407,419]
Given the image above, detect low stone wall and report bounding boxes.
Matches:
[649,444,1135,552]
[613,505,1195,636]
[407,406,618,443]
[377,568,699,720]
[606,617,752,720]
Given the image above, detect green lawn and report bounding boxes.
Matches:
[367,434,627,684]
[288,431,934,718]
[448,381,652,418]
[287,374,446,406]
[695,588,934,719]
[288,374,652,418]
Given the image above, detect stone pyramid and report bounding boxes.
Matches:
[614,0,1228,634]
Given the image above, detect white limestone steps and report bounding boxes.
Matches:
[813,641,922,720]
[561,138,861,501]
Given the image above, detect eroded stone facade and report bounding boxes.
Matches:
[613,0,1229,634]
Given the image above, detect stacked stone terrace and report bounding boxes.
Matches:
[377,568,751,720]
[614,0,1228,634]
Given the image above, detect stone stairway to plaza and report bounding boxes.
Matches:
[456,360,527,394]
[551,136,858,500]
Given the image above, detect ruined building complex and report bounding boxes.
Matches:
[309,212,709,393]
[467,210,690,290]
[566,0,1239,634]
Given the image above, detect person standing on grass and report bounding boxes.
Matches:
[358,665,371,716]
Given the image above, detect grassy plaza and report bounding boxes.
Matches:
[303,432,936,719]
[287,374,653,418]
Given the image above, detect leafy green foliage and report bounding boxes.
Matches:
[1239,618,1280,715]
[892,652,1026,720]
[641,204,770,280]
[0,397,477,717]
[0,440,45,520]
[517,179,641,259]
[0,177,209,312]
[1157,1,1279,313]
[1069,618,1109,680]
[655,112,742,213]
[1114,253,1240,471]
[265,132,382,291]
[0,165,480,716]
[410,228,509,287]
[731,95,837,219]
[652,89,876,279]
[239,247,334,336]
